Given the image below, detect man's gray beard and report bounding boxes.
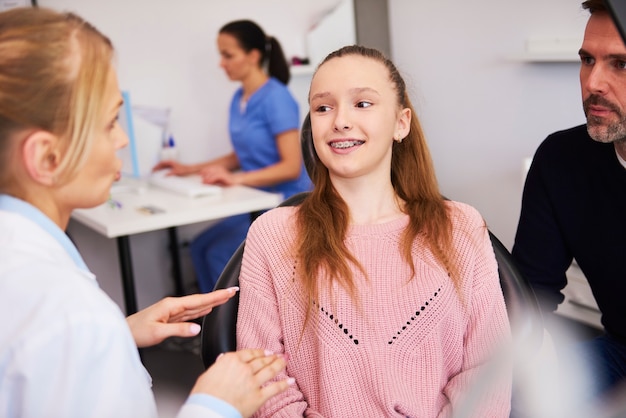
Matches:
[587,115,626,145]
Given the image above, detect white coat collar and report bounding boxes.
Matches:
[0,194,92,277]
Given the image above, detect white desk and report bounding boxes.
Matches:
[71,182,282,314]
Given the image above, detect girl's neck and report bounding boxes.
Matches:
[333,176,404,225]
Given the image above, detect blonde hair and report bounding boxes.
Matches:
[0,7,114,188]
[297,45,458,324]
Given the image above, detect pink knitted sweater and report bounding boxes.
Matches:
[237,201,511,417]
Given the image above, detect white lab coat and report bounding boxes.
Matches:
[0,208,159,418]
[0,195,238,418]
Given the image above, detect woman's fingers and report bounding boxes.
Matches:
[232,348,273,363]
[246,352,286,377]
[165,288,238,323]
[259,377,296,401]
[195,349,293,418]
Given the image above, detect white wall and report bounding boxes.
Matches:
[40,0,341,162]
[388,0,588,247]
[48,0,590,310]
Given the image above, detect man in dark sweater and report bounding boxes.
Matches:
[513,0,626,398]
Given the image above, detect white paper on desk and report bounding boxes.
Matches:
[149,170,222,198]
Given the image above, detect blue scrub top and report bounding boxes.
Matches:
[229,77,311,198]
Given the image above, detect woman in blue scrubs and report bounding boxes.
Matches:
[154,20,311,293]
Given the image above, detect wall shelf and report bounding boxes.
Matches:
[512,52,579,63]
[290,64,315,76]
[513,38,581,63]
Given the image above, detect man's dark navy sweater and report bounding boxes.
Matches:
[512,124,626,341]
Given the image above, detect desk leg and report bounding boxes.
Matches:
[168,227,185,296]
[116,235,138,315]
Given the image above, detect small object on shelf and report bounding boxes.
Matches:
[291,56,310,66]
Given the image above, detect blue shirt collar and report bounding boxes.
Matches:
[0,194,90,272]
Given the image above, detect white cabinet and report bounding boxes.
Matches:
[306,0,356,68]
[288,0,357,124]
[556,262,603,329]
[290,0,356,76]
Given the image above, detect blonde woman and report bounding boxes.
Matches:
[0,7,291,418]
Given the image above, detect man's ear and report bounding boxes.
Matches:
[21,130,62,186]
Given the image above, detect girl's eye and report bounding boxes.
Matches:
[356,101,372,108]
[315,105,331,113]
[615,60,626,70]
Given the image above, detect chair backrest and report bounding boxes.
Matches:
[200,192,309,367]
[488,231,543,352]
[199,240,242,366]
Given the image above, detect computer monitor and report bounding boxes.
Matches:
[117,91,167,179]
[117,90,141,178]
[607,0,626,44]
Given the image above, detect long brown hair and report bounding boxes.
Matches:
[0,7,113,189]
[296,45,458,317]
